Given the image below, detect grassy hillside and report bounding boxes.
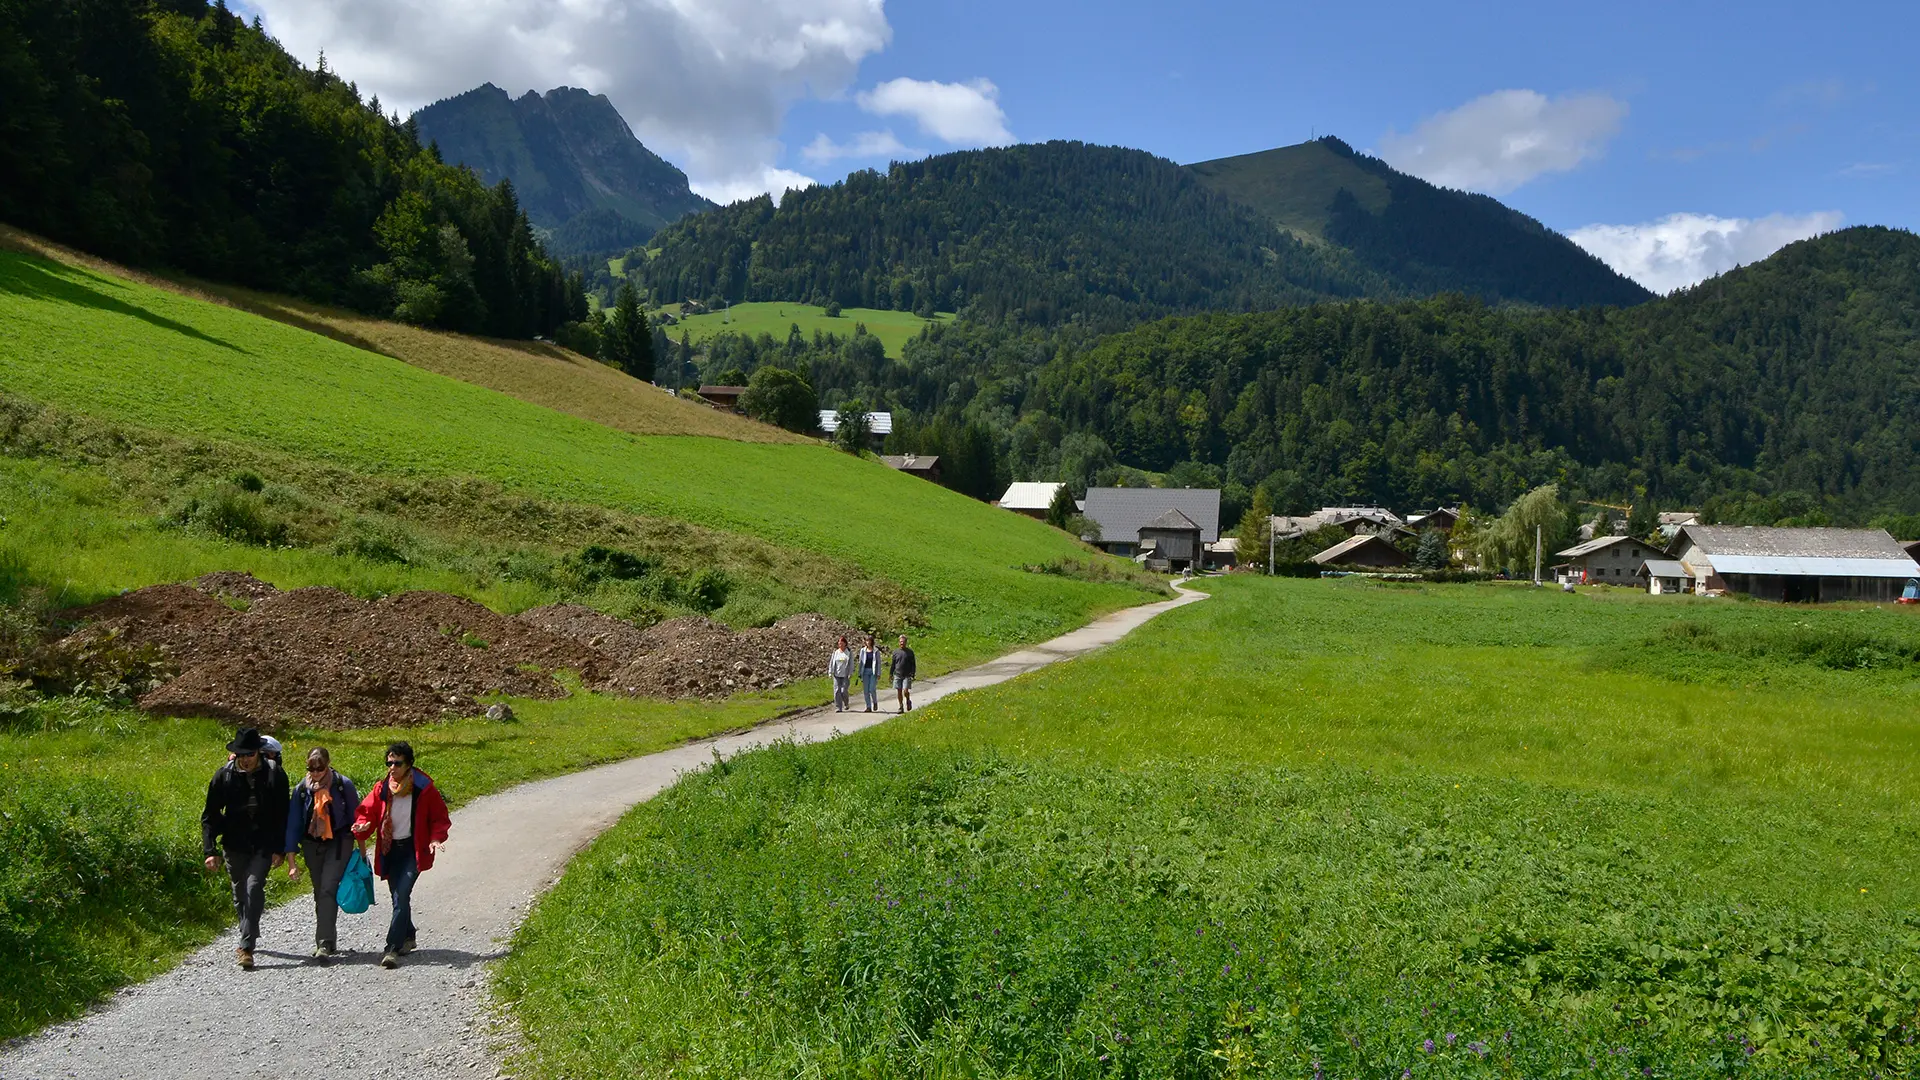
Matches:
[1186,138,1391,241]
[0,243,1147,658]
[660,301,954,359]
[503,577,1920,1076]
[0,228,799,444]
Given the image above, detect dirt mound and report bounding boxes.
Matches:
[515,603,652,659]
[55,584,239,665]
[191,571,281,605]
[381,592,610,680]
[601,613,861,699]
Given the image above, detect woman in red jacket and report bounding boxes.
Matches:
[351,741,451,969]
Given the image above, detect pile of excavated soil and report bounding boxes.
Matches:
[600,613,861,699]
[49,573,864,726]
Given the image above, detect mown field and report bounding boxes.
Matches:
[501,577,1920,1078]
[658,300,954,358]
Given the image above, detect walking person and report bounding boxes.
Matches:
[201,727,291,971]
[828,636,853,712]
[352,741,451,969]
[857,633,882,713]
[890,633,917,713]
[284,747,359,963]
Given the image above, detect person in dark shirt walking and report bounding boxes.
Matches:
[889,634,917,713]
[201,727,291,970]
[284,746,359,962]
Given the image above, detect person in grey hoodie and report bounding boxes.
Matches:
[827,636,853,711]
[284,746,360,962]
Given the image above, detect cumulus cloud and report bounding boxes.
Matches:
[244,0,889,201]
[1379,89,1626,194]
[1569,211,1844,293]
[802,129,915,163]
[695,166,819,207]
[857,77,1012,145]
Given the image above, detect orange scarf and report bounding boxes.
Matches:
[309,776,333,840]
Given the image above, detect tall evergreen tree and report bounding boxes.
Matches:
[606,281,654,381]
[1236,487,1273,573]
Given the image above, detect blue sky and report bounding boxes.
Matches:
[240,0,1916,290]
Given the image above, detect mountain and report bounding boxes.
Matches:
[632,139,1647,330]
[1186,137,1651,308]
[412,84,712,247]
[637,140,1393,329]
[1026,227,1916,517]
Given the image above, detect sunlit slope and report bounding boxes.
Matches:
[0,227,799,443]
[0,247,1144,652]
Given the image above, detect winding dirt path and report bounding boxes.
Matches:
[1,585,1205,1080]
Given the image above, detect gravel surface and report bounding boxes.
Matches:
[0,587,1202,1080]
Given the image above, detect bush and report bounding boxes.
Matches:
[168,484,289,547]
[738,366,818,432]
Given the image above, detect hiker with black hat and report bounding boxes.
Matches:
[201,727,291,970]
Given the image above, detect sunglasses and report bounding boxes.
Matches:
[386,759,407,768]
[307,764,328,773]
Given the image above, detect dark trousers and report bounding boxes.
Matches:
[383,841,419,952]
[300,835,351,949]
[223,849,273,950]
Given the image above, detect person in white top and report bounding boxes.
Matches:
[827,636,853,712]
[857,634,882,713]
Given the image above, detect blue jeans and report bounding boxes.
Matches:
[383,841,419,951]
[860,671,878,710]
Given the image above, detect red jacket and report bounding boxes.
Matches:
[353,769,451,878]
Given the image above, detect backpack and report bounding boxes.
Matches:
[336,847,375,915]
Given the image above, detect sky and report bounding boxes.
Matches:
[234,0,1917,293]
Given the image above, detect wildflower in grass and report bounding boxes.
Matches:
[1422,1039,1435,1053]
[1446,1032,1457,1046]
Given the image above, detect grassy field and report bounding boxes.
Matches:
[0,228,798,444]
[660,301,955,358]
[501,577,1920,1077]
[0,244,1148,662]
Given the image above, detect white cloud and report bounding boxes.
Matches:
[1837,162,1897,178]
[244,0,889,201]
[1379,89,1626,194]
[1569,211,1844,293]
[802,129,915,163]
[856,77,1012,145]
[692,166,819,207]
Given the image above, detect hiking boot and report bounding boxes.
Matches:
[236,948,254,970]
[400,937,416,955]
[310,946,332,964]
[380,951,400,969]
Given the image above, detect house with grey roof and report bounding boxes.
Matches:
[1553,534,1661,585]
[1080,487,1220,560]
[1668,525,1920,602]
[1638,558,1695,595]
[1270,506,1404,541]
[1138,509,1203,571]
[1311,533,1407,568]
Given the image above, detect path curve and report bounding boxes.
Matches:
[1,585,1205,1080]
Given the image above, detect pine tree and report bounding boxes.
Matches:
[607,281,654,382]
[1236,486,1273,572]
[1045,483,1076,529]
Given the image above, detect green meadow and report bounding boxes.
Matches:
[659,300,954,358]
[501,577,1920,1078]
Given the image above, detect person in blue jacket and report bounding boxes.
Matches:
[285,745,360,962]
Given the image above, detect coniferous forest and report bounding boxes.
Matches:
[0,0,586,338]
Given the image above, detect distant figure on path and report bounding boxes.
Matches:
[828,636,853,712]
[890,634,917,713]
[285,746,360,963]
[857,633,882,712]
[352,741,451,969]
[201,727,290,971]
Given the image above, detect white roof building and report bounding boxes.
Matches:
[998,482,1065,513]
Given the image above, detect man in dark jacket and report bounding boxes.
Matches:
[202,727,291,970]
[889,634,917,713]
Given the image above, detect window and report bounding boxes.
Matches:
[1632,548,1641,557]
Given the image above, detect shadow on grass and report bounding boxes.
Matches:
[0,253,246,354]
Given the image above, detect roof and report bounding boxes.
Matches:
[1705,555,1918,578]
[1270,506,1404,539]
[1310,533,1403,565]
[818,410,894,434]
[1142,508,1201,531]
[998,481,1064,511]
[1206,537,1240,553]
[1555,534,1642,558]
[1658,511,1701,525]
[1082,487,1221,543]
[696,384,745,396]
[1640,559,1694,578]
[1676,525,1912,559]
[880,454,938,472]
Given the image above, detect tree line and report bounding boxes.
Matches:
[0,0,586,338]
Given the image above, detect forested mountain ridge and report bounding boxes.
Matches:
[1029,226,1918,517]
[412,84,713,248]
[635,141,1395,328]
[0,0,586,339]
[1187,137,1652,308]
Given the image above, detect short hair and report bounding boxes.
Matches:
[386,741,415,766]
[307,747,330,766]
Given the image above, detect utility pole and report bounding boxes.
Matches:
[1268,515,1275,576]
[1533,524,1542,585]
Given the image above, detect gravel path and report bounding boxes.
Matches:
[0,586,1204,1080]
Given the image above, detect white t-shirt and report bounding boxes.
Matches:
[391,793,414,840]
